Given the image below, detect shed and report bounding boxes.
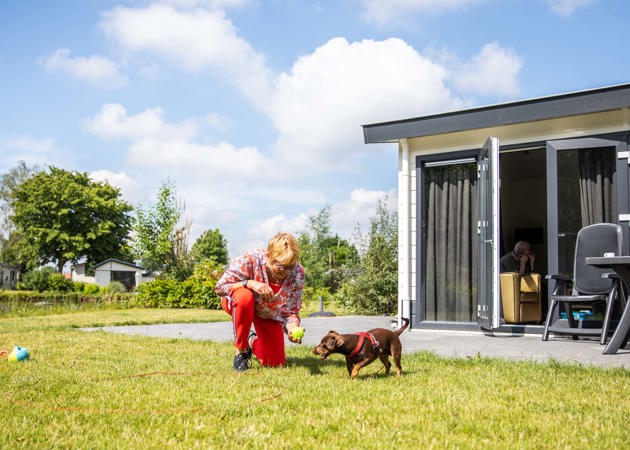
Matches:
[363,83,630,334]
[93,259,145,291]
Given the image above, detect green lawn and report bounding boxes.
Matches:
[1,308,628,449]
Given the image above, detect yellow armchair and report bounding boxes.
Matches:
[500,272,542,324]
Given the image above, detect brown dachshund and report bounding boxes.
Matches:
[312,318,410,379]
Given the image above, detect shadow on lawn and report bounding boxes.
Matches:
[286,355,345,375]
[286,355,410,379]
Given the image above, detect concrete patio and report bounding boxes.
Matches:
[84,315,629,369]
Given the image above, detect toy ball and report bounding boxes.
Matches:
[8,346,29,362]
[291,327,305,340]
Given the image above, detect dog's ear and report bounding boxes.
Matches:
[328,330,338,335]
[333,333,345,347]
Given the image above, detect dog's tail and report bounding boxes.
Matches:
[394,317,410,335]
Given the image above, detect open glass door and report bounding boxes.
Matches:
[477,137,500,330]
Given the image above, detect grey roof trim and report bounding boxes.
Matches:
[362,83,630,143]
[93,258,145,270]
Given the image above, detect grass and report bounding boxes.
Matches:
[1,307,629,449]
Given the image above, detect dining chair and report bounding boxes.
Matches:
[542,223,626,344]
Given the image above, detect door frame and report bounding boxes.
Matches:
[477,137,501,330]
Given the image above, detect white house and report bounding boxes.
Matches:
[362,83,630,335]
[71,259,153,291]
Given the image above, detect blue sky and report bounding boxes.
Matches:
[1,0,628,257]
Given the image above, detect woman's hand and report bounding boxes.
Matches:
[246,279,274,301]
[286,322,303,344]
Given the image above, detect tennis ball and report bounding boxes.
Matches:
[291,327,304,339]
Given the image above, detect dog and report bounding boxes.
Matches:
[312,318,410,379]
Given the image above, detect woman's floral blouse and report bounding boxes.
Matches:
[215,248,305,330]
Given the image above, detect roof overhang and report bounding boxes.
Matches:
[362,83,630,144]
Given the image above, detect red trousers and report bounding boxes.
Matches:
[222,288,286,367]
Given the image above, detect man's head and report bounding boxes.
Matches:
[513,241,531,258]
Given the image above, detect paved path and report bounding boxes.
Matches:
[84,315,630,369]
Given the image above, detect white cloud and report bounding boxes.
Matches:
[241,212,310,255]
[100,4,272,101]
[89,170,142,204]
[154,0,252,9]
[40,49,128,88]
[546,0,595,17]
[331,188,396,239]
[0,136,71,172]
[126,138,270,178]
[452,42,522,98]
[268,37,459,170]
[97,5,521,173]
[359,0,483,26]
[83,103,197,141]
[205,113,233,132]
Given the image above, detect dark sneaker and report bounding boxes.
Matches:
[233,352,251,372]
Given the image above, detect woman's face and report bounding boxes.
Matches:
[267,259,295,281]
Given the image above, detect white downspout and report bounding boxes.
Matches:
[398,139,411,326]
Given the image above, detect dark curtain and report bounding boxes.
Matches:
[424,163,477,321]
[579,148,617,225]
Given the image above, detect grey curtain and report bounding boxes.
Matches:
[579,148,617,225]
[424,163,477,321]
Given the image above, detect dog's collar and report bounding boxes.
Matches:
[348,332,379,359]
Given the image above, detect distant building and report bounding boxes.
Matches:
[0,263,19,289]
[71,259,154,291]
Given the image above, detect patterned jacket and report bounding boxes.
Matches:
[215,248,305,330]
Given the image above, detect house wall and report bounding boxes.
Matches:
[70,264,96,284]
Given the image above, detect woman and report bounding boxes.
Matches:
[215,232,305,371]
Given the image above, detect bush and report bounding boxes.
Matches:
[135,260,222,309]
[48,273,74,292]
[104,281,127,294]
[18,267,55,292]
[82,283,101,295]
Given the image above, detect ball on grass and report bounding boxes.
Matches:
[291,327,304,340]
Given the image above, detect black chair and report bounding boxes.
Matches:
[542,223,626,344]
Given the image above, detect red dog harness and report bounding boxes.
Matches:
[348,332,380,358]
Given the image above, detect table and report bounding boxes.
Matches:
[585,256,630,354]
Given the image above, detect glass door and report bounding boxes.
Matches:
[477,137,500,330]
[546,138,629,280]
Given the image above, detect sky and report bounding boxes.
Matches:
[1,0,629,258]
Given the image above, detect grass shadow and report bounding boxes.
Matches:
[286,354,347,375]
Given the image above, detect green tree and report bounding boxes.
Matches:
[190,228,229,266]
[337,197,398,314]
[132,179,192,279]
[10,166,133,272]
[0,162,38,269]
[298,206,359,293]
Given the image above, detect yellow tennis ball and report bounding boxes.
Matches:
[291,327,304,339]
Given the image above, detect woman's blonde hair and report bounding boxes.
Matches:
[267,232,301,266]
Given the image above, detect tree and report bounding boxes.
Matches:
[10,166,133,272]
[190,228,229,266]
[337,197,398,314]
[0,162,38,269]
[298,206,359,292]
[132,179,192,279]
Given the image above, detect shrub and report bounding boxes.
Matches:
[48,273,74,292]
[135,260,222,309]
[104,281,127,294]
[18,267,55,292]
[82,283,101,295]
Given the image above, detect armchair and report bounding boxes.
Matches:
[500,272,542,324]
